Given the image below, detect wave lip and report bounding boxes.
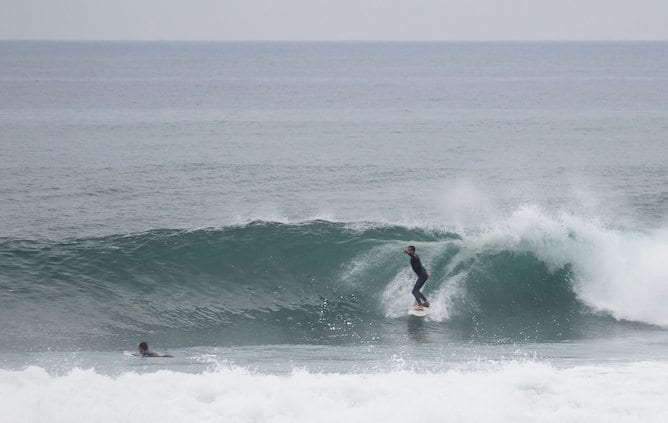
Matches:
[460,207,668,327]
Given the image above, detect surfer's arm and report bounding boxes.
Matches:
[151,352,173,358]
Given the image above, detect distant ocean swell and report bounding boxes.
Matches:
[1,207,666,350]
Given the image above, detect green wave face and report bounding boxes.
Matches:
[0,221,648,351]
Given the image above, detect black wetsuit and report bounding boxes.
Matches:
[409,253,429,305]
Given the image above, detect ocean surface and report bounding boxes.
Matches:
[1,41,667,422]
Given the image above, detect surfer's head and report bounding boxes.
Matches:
[405,245,416,254]
[139,342,149,354]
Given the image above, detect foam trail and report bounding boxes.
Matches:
[382,268,416,318]
[427,272,464,321]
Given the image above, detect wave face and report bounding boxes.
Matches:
[1,209,666,351]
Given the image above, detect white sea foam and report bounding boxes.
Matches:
[376,204,668,326]
[3,361,668,423]
[462,206,668,326]
[382,267,417,318]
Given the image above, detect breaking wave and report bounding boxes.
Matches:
[1,207,666,350]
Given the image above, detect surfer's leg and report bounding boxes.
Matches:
[412,276,428,305]
[412,286,422,304]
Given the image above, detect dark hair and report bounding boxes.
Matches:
[139,342,148,350]
[407,245,416,251]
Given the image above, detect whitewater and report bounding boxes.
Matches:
[4,361,668,423]
[1,41,667,422]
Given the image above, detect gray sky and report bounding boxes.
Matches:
[1,0,667,41]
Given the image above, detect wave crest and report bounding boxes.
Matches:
[1,213,665,350]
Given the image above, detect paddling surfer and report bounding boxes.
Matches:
[136,341,173,358]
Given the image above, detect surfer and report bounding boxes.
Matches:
[405,245,431,310]
[137,341,173,358]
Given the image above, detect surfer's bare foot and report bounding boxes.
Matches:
[422,302,430,308]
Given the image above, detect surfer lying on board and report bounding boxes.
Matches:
[405,245,431,310]
[136,341,173,358]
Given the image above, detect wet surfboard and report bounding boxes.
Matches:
[409,307,428,317]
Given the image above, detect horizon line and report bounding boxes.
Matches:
[2,38,668,43]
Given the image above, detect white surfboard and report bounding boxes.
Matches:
[409,307,428,317]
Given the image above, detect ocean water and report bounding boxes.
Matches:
[1,41,667,422]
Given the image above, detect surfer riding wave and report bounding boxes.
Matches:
[405,245,431,310]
